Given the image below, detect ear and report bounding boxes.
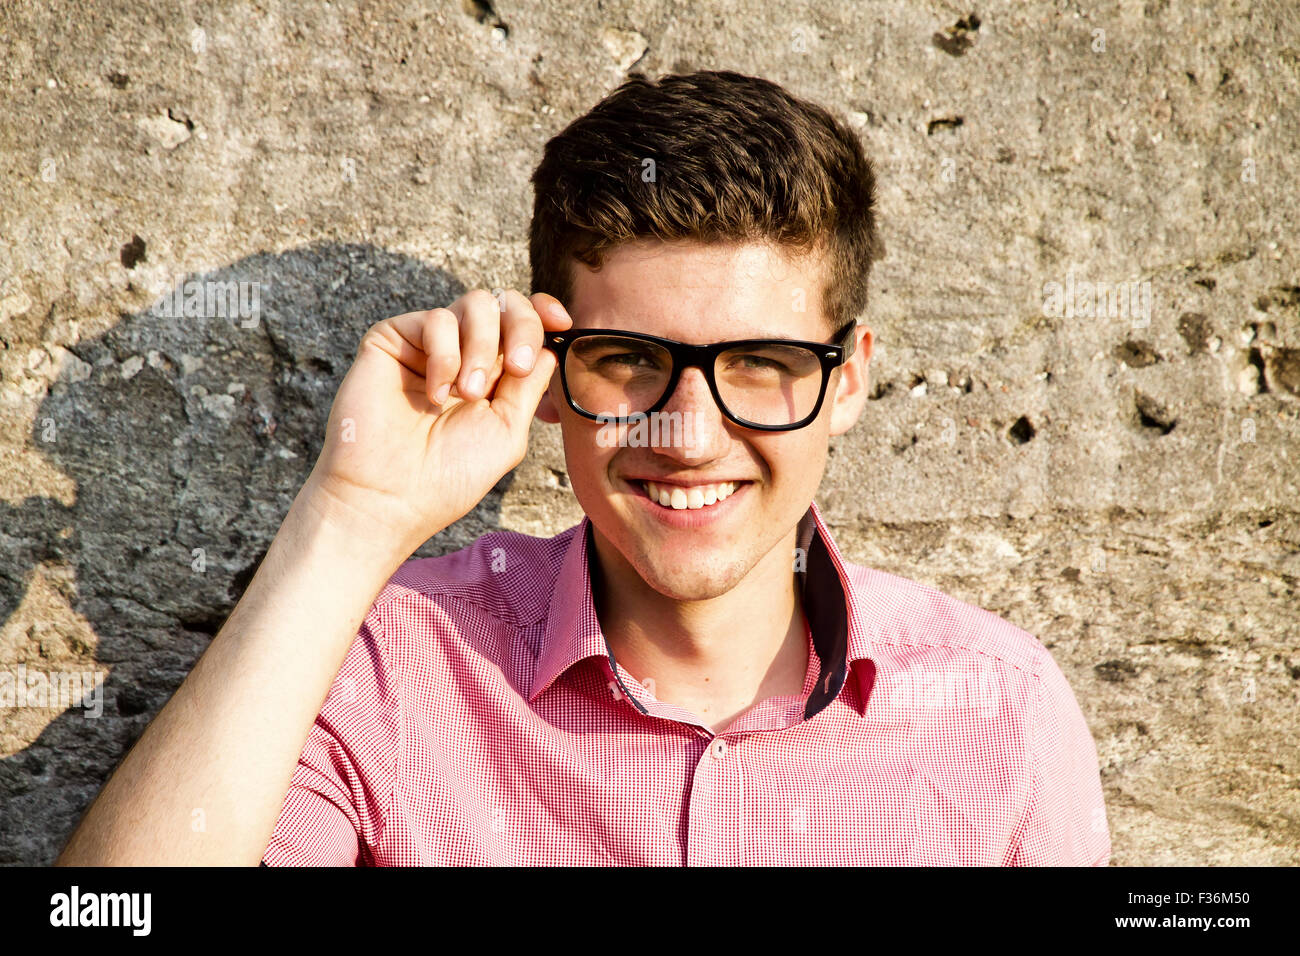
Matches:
[534,372,562,423]
[827,324,873,437]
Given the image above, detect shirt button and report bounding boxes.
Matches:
[710,738,728,761]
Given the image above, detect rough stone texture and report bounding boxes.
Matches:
[1,0,1297,865]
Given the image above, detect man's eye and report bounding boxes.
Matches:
[730,353,787,372]
[599,351,658,368]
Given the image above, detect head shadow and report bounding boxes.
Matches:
[0,241,514,863]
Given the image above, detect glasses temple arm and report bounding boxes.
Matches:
[837,320,858,359]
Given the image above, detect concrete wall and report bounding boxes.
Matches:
[0,0,1296,864]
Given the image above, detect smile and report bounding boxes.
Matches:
[640,480,741,510]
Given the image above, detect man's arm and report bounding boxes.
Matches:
[56,482,405,865]
[1004,646,1112,866]
[56,290,569,865]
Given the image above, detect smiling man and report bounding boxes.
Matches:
[542,239,860,736]
[57,70,1110,866]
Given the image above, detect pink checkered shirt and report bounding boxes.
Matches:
[262,500,1111,866]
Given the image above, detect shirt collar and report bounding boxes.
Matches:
[528,518,611,704]
[529,500,873,717]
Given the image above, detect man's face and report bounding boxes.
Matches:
[536,239,873,601]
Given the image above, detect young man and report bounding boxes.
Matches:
[57,71,1110,866]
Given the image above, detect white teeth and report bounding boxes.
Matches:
[642,480,740,510]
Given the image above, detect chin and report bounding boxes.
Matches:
[624,547,753,601]
[580,481,778,597]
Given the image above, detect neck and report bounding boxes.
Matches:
[589,521,809,732]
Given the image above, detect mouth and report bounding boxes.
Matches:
[638,479,743,511]
[621,477,754,528]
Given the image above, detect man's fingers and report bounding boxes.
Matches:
[364,291,571,409]
[369,312,433,375]
[421,308,460,405]
[452,290,502,402]
[349,322,427,401]
[491,345,558,438]
[499,289,545,377]
[529,292,573,331]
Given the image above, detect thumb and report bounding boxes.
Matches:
[491,347,558,437]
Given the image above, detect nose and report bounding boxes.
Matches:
[653,365,730,462]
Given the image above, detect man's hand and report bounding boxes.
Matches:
[304,289,571,557]
[55,287,572,865]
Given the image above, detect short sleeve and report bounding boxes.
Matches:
[262,723,365,865]
[262,610,400,866]
[1005,648,1111,866]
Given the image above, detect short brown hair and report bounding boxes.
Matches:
[528,70,879,332]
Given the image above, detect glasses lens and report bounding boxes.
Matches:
[564,335,672,416]
[714,343,824,426]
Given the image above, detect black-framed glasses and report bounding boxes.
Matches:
[542,320,857,431]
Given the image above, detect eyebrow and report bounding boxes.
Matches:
[580,323,818,343]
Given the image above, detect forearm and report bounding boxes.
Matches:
[56,481,413,866]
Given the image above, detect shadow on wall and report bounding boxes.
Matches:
[0,242,517,864]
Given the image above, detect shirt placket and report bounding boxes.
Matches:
[602,650,816,866]
[685,732,746,866]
